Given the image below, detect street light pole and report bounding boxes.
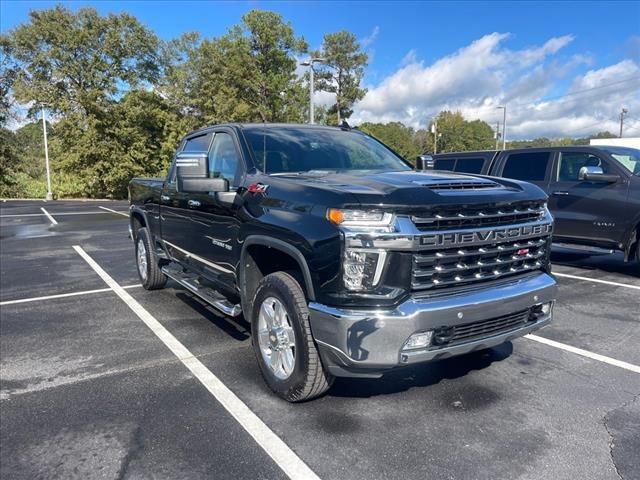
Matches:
[497,106,507,150]
[619,108,628,138]
[41,105,53,201]
[301,57,327,124]
[309,65,315,125]
[431,119,438,154]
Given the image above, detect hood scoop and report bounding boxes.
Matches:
[415,180,501,191]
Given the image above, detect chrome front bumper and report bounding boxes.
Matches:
[309,272,557,377]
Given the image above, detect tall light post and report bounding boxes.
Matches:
[301,57,327,124]
[431,119,438,154]
[41,104,54,201]
[619,108,628,138]
[496,106,507,150]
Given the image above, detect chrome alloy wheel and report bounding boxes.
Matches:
[257,296,296,380]
[136,238,148,282]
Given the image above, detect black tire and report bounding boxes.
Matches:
[135,227,167,290]
[251,272,333,402]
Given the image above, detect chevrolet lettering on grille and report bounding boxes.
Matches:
[420,223,553,248]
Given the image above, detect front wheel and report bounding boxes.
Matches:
[251,272,333,402]
[135,227,167,290]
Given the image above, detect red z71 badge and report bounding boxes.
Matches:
[248,183,269,194]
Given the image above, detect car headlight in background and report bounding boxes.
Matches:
[343,249,387,291]
[327,209,395,233]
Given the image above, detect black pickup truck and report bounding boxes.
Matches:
[430,146,640,265]
[129,124,557,402]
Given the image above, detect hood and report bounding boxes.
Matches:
[268,170,548,208]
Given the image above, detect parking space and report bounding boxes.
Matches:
[1,200,639,480]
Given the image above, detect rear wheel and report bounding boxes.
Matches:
[135,227,167,290]
[251,272,333,402]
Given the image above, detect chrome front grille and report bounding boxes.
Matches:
[412,201,545,231]
[412,235,549,290]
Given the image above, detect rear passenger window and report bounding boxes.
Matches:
[455,157,484,174]
[183,133,212,152]
[557,152,608,181]
[502,152,550,181]
[434,158,455,170]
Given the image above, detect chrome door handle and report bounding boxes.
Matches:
[552,191,569,196]
[188,199,201,207]
[160,195,170,202]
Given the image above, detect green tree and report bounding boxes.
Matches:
[162,10,308,125]
[315,31,368,125]
[4,5,160,117]
[359,122,418,160]
[1,6,173,198]
[431,111,495,153]
[0,128,20,196]
[0,36,18,127]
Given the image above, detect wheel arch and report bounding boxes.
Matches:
[130,207,149,241]
[240,236,316,313]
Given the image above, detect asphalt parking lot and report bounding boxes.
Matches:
[1,200,639,480]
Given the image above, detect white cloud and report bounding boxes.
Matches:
[352,32,640,139]
[361,26,380,48]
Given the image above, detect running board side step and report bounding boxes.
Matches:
[162,265,242,317]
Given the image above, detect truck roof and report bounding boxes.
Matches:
[185,123,349,138]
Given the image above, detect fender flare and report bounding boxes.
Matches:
[129,206,150,239]
[240,235,316,302]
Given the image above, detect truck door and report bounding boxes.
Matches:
[160,132,213,263]
[548,150,629,247]
[186,130,244,289]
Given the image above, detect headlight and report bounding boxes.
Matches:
[327,209,395,232]
[343,249,387,291]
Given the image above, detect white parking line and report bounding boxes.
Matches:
[525,334,640,374]
[73,245,320,480]
[0,284,141,306]
[99,206,129,217]
[40,207,58,225]
[554,272,640,291]
[0,210,111,218]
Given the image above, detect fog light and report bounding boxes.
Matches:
[530,301,553,320]
[403,331,433,351]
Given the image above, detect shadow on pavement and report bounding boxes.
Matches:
[174,290,251,341]
[329,342,513,398]
[551,250,639,278]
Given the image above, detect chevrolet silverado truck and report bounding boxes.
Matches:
[128,124,557,402]
[430,146,640,266]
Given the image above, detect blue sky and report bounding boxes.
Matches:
[2,1,640,138]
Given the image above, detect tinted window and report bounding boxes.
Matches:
[244,127,411,173]
[557,152,608,181]
[502,152,550,181]
[183,133,212,152]
[434,158,455,170]
[455,157,485,174]
[208,133,240,184]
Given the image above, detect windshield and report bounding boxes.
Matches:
[597,146,640,176]
[243,126,412,174]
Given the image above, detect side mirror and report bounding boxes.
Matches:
[416,154,434,171]
[578,166,619,183]
[175,152,229,193]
